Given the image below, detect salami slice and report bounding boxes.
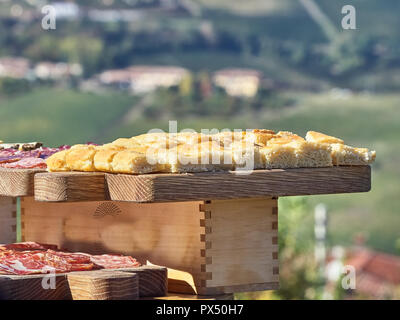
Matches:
[0,242,58,251]
[0,157,47,169]
[0,156,21,164]
[46,250,92,265]
[0,242,140,275]
[90,254,141,269]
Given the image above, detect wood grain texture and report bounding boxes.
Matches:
[21,197,205,290]
[0,273,71,300]
[67,270,139,300]
[143,293,234,300]
[0,168,44,197]
[196,198,279,295]
[21,197,279,295]
[34,172,106,202]
[34,166,371,203]
[0,196,16,243]
[0,266,167,300]
[117,266,168,297]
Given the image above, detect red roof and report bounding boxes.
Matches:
[345,247,400,298]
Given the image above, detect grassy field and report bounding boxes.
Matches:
[0,88,398,253]
[0,88,137,146]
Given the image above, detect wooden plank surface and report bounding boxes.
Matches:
[144,293,234,300]
[0,273,72,300]
[34,171,106,202]
[0,168,44,197]
[34,166,371,203]
[0,197,17,243]
[0,265,167,300]
[67,270,139,300]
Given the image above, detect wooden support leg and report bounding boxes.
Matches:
[195,198,279,295]
[0,196,17,243]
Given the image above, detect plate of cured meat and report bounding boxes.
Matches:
[0,142,70,169]
[0,242,167,300]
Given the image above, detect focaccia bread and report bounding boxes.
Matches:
[261,144,298,169]
[305,131,376,165]
[230,140,263,170]
[93,147,122,172]
[213,129,275,148]
[168,141,234,173]
[111,149,165,174]
[330,144,376,165]
[306,131,344,145]
[46,129,376,174]
[65,145,98,172]
[46,149,70,172]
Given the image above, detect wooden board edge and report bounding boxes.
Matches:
[0,265,167,300]
[0,168,45,197]
[34,172,107,202]
[35,166,372,203]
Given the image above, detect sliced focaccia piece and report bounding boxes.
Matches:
[65,145,98,172]
[230,140,263,170]
[111,149,166,174]
[110,137,142,149]
[93,146,124,172]
[305,131,344,145]
[330,144,376,165]
[291,140,332,168]
[243,129,276,146]
[46,149,70,172]
[305,131,375,165]
[173,132,210,145]
[212,131,246,148]
[133,132,180,149]
[260,143,298,169]
[168,141,234,173]
[275,131,304,142]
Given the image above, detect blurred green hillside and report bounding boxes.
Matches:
[2,0,400,90]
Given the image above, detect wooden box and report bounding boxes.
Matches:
[21,196,279,295]
[0,196,17,243]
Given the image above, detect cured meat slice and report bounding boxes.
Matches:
[90,254,141,269]
[0,157,47,169]
[0,242,140,275]
[0,148,18,157]
[46,250,92,265]
[0,242,58,251]
[0,251,49,275]
[0,250,93,274]
[0,156,21,164]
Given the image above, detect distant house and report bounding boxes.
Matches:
[345,247,400,299]
[98,66,189,94]
[128,66,189,94]
[34,62,83,80]
[0,57,31,79]
[212,68,262,98]
[98,69,133,90]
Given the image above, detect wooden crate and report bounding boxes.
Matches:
[21,196,279,295]
[0,196,17,243]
